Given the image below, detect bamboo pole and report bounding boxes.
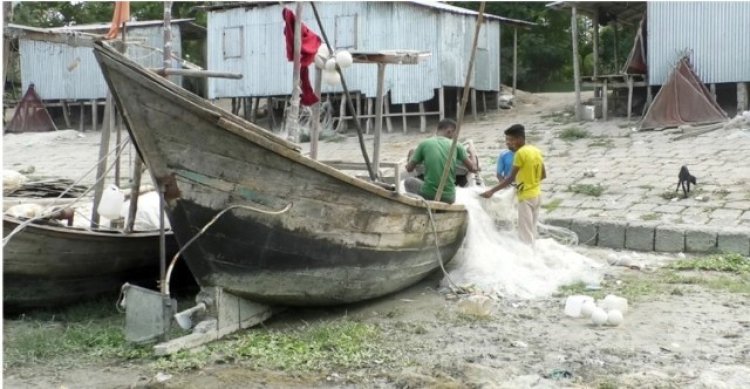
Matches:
[512,27,518,96]
[373,63,386,172]
[90,94,112,228]
[571,6,582,121]
[434,2,485,201]
[286,2,303,143]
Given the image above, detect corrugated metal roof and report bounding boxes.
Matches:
[50,18,195,32]
[648,1,750,85]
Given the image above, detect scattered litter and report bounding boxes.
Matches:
[154,372,172,383]
[546,369,573,380]
[583,168,598,178]
[564,295,594,318]
[457,294,493,317]
[511,340,528,348]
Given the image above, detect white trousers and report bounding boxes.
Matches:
[517,196,541,245]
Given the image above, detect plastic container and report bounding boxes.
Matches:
[600,294,628,314]
[97,184,124,220]
[564,295,594,317]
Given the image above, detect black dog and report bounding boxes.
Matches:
[676,165,697,198]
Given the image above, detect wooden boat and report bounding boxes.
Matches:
[93,41,468,306]
[3,215,180,310]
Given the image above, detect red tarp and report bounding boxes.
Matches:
[623,17,647,75]
[639,57,727,130]
[5,84,58,133]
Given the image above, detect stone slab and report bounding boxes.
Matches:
[597,220,626,249]
[655,225,685,253]
[717,228,750,256]
[569,218,598,246]
[684,226,718,253]
[625,222,657,252]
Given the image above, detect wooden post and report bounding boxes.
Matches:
[286,2,303,143]
[738,82,748,112]
[512,27,518,96]
[79,102,85,132]
[252,97,259,121]
[456,89,462,118]
[482,91,487,113]
[61,101,72,128]
[419,102,426,132]
[373,63,386,173]
[710,83,717,101]
[384,94,393,132]
[401,104,408,133]
[438,87,445,120]
[91,99,98,132]
[592,12,599,79]
[126,158,143,233]
[613,21,619,70]
[365,97,373,134]
[337,94,347,132]
[602,78,608,121]
[90,97,112,228]
[112,102,121,187]
[571,6,582,121]
[267,97,274,131]
[310,67,322,160]
[471,88,478,121]
[627,76,634,122]
[355,92,362,129]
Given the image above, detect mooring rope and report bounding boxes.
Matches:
[420,198,467,294]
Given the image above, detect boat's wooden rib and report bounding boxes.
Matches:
[93,41,468,306]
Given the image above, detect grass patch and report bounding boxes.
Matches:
[155,319,389,372]
[542,198,563,213]
[660,190,680,200]
[669,253,750,273]
[640,213,660,221]
[558,127,590,141]
[588,138,614,148]
[568,183,605,197]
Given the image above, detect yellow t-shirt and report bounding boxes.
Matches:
[513,144,544,201]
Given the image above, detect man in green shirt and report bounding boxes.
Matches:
[405,119,478,204]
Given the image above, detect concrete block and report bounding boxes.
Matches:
[717,228,750,256]
[569,218,597,246]
[598,220,626,249]
[625,222,657,252]
[542,217,571,230]
[655,225,685,253]
[684,227,718,253]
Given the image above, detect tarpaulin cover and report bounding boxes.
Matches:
[639,57,727,130]
[5,84,58,133]
[623,17,647,75]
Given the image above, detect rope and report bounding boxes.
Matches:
[420,199,467,294]
[162,202,293,296]
[3,137,131,246]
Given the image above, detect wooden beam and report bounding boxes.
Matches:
[91,95,112,228]
[149,68,243,79]
[373,63,386,173]
[627,76,634,122]
[310,67,322,160]
[571,6,582,121]
[286,1,304,144]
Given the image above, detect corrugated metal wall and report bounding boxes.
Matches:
[19,25,183,100]
[648,1,750,85]
[207,3,501,103]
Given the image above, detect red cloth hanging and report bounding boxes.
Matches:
[282,8,321,106]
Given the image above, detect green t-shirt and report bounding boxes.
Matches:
[410,136,468,203]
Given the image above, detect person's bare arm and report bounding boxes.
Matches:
[406,160,417,172]
[462,156,478,173]
[480,166,519,198]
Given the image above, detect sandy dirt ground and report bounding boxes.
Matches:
[3,91,749,388]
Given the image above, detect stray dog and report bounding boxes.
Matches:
[676,165,697,198]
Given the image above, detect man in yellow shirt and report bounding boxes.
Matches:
[481,124,546,245]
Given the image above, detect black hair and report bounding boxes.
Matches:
[437,118,457,131]
[504,124,525,138]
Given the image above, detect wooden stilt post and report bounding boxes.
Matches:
[373,63,386,173]
[456,89,462,119]
[627,76,634,122]
[401,104,408,133]
[593,12,600,98]
[61,101,72,128]
[710,83,717,102]
[419,102,426,132]
[512,27,518,96]
[286,1,303,143]
[602,79,608,121]
[91,99,98,132]
[337,94,347,132]
[438,87,445,120]
[79,102,85,132]
[384,94,393,132]
[571,6,582,121]
[310,67,323,160]
[267,97,275,131]
[471,88,478,121]
[91,94,113,228]
[365,97,373,134]
[482,91,487,114]
[738,82,748,112]
[252,97,259,122]
[356,92,362,129]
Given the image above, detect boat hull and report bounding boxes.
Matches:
[3,216,180,310]
[93,42,468,306]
